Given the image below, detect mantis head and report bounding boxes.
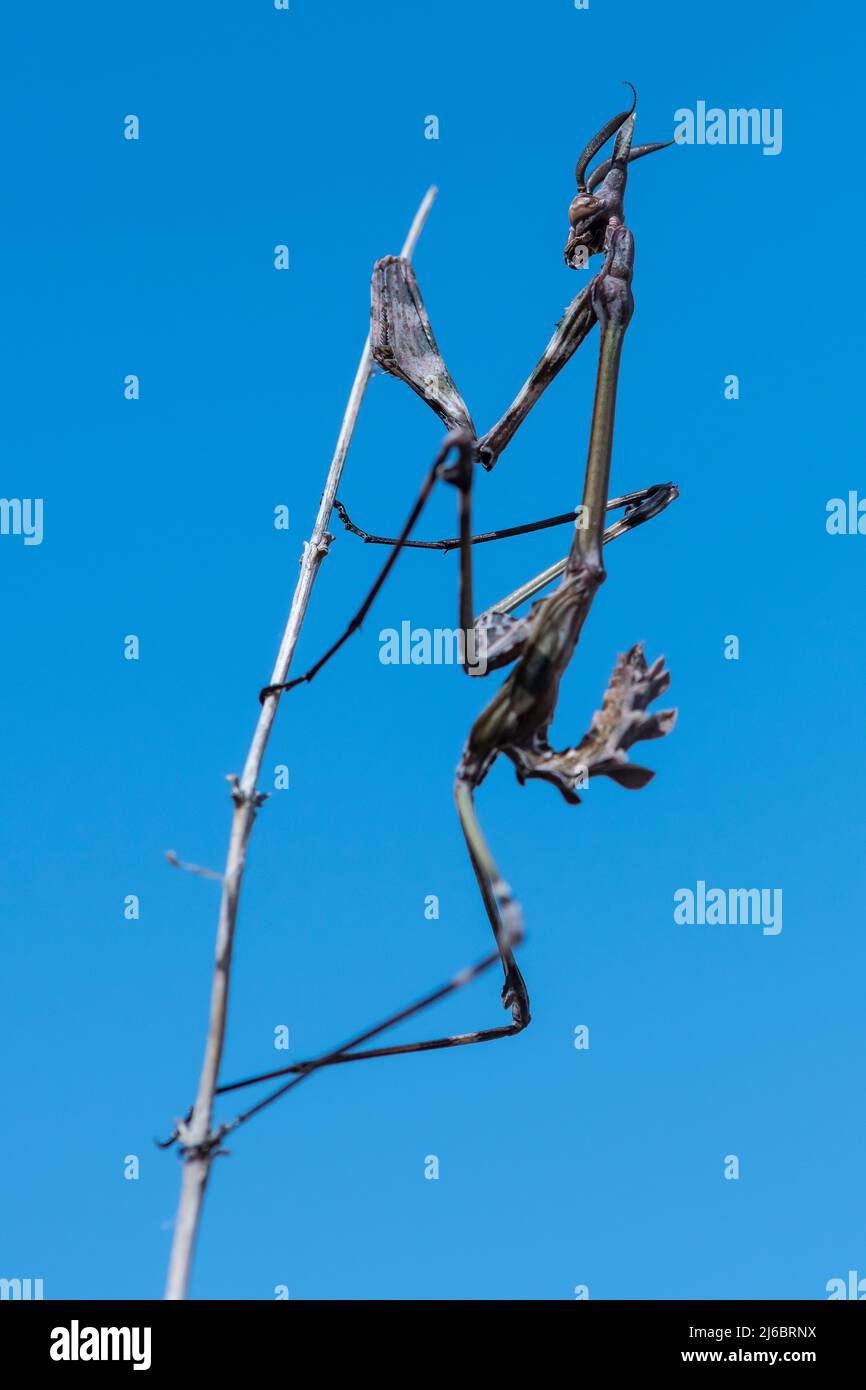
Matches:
[564,83,672,267]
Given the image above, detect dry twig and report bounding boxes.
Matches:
[163,187,439,1302]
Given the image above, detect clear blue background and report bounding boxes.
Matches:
[2,0,864,1301]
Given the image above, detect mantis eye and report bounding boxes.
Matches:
[568,194,600,227]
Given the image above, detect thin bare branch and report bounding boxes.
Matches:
[163,186,439,1302]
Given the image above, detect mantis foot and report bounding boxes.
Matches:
[502,963,531,1029]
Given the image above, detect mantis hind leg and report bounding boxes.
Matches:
[455,779,530,1029]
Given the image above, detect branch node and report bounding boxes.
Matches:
[226,775,267,809]
[177,1121,232,1163]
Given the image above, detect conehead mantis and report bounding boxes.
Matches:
[162,86,678,1150]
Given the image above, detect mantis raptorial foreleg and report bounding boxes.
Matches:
[476,280,598,470]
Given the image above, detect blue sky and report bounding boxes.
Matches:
[2,0,864,1300]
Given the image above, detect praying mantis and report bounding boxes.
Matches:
[163,85,679,1150]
